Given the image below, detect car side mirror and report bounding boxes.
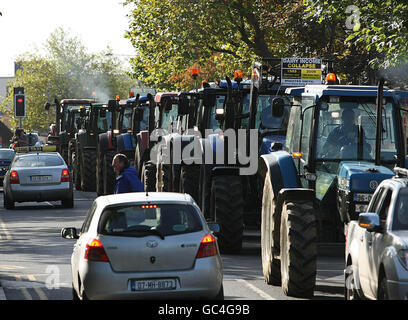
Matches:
[61,227,79,239]
[358,213,381,232]
[272,97,285,118]
[207,222,220,234]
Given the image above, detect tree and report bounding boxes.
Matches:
[304,0,408,85]
[0,28,139,132]
[124,0,306,90]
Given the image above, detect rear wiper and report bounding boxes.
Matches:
[108,229,165,240]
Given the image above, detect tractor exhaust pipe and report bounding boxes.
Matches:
[375,78,385,166]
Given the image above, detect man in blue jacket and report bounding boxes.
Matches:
[112,154,145,194]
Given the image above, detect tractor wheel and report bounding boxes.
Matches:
[141,161,156,192]
[103,150,115,195]
[199,164,213,218]
[72,149,82,191]
[180,164,200,204]
[81,149,97,192]
[162,164,171,192]
[261,173,281,286]
[210,175,244,254]
[96,146,104,196]
[172,164,181,192]
[280,200,317,298]
[61,146,69,165]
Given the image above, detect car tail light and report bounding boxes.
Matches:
[196,234,217,259]
[61,169,70,182]
[84,239,109,262]
[10,170,20,184]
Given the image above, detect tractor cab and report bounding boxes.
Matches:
[285,83,406,223]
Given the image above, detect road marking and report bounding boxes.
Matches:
[0,217,12,240]
[0,265,25,270]
[15,275,32,300]
[236,279,276,300]
[27,275,47,300]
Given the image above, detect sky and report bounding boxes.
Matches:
[0,0,135,77]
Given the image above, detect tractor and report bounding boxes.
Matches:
[70,103,112,191]
[45,99,92,163]
[259,76,408,298]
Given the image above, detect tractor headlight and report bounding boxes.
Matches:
[397,249,408,270]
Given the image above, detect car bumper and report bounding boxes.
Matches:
[9,183,72,202]
[387,279,408,300]
[79,257,223,300]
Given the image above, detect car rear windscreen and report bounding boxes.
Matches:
[99,204,203,237]
[13,155,64,167]
[0,150,15,160]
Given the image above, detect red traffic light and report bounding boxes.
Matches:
[17,98,23,103]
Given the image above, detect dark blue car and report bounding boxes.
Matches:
[0,149,15,185]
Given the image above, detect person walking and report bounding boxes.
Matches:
[112,153,144,194]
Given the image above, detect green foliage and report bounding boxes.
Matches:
[1,28,138,132]
[124,0,302,90]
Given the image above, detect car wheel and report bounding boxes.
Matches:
[72,285,80,301]
[4,192,14,210]
[62,194,74,208]
[378,274,389,300]
[213,284,224,300]
[344,264,361,300]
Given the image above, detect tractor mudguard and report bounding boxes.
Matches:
[258,151,301,199]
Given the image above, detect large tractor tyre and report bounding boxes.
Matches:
[96,147,104,196]
[280,200,317,298]
[141,161,156,192]
[210,175,244,254]
[180,164,200,204]
[103,150,115,195]
[261,174,281,286]
[199,164,213,218]
[81,149,97,192]
[60,145,69,165]
[172,164,181,192]
[72,150,82,191]
[162,164,172,192]
[4,192,14,210]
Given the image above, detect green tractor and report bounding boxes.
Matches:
[259,77,408,298]
[45,99,92,163]
[70,103,112,191]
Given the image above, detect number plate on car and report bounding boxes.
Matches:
[30,175,52,183]
[130,279,177,291]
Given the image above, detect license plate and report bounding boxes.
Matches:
[30,175,52,183]
[130,279,177,291]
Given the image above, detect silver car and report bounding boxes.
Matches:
[62,192,223,300]
[345,167,408,300]
[3,149,73,209]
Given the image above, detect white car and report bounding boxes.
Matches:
[62,192,223,300]
[345,167,408,300]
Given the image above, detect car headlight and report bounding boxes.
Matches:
[397,249,408,270]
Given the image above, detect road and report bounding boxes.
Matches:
[0,190,345,300]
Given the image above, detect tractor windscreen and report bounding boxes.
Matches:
[97,110,112,131]
[121,107,133,131]
[160,104,178,132]
[316,96,398,165]
[208,95,226,130]
[256,95,290,133]
[138,107,150,131]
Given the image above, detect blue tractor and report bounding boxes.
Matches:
[259,77,408,297]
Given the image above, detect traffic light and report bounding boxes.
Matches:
[14,94,26,117]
